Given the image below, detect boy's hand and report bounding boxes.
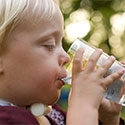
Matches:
[67,48,124,125]
[99,61,125,125]
[99,98,122,125]
[70,48,124,109]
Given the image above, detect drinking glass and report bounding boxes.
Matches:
[63,38,125,106]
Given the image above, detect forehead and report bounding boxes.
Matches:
[8,1,64,43]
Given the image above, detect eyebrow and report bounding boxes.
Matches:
[37,29,63,40]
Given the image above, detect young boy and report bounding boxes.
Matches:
[0,0,124,124]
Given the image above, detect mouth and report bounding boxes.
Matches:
[57,69,69,87]
[61,76,72,85]
[56,79,65,89]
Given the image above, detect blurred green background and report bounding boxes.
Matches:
[57,0,125,120]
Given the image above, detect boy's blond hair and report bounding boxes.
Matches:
[0,0,56,53]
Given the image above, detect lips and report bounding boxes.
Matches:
[56,78,65,89]
[56,69,67,88]
[61,75,72,85]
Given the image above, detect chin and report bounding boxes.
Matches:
[48,93,61,105]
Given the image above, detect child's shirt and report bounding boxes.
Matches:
[0,105,66,125]
[0,105,124,125]
[0,106,39,124]
[46,104,66,125]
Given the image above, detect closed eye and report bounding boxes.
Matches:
[43,45,56,51]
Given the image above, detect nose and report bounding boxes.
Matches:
[60,47,70,66]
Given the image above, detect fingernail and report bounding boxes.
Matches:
[120,69,125,73]
[110,56,115,60]
[98,49,103,53]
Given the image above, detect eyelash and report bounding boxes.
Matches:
[44,45,56,50]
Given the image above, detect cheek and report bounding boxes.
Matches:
[42,66,59,82]
[33,66,60,102]
[35,65,59,98]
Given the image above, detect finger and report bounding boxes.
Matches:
[97,56,115,77]
[120,61,125,65]
[120,61,125,67]
[85,49,103,72]
[103,69,125,87]
[72,48,84,74]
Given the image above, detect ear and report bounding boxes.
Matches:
[0,57,4,74]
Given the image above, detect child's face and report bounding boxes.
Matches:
[1,4,70,106]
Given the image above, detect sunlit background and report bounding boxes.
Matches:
[57,0,125,120]
[61,0,125,61]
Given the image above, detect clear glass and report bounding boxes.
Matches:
[63,38,125,106]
